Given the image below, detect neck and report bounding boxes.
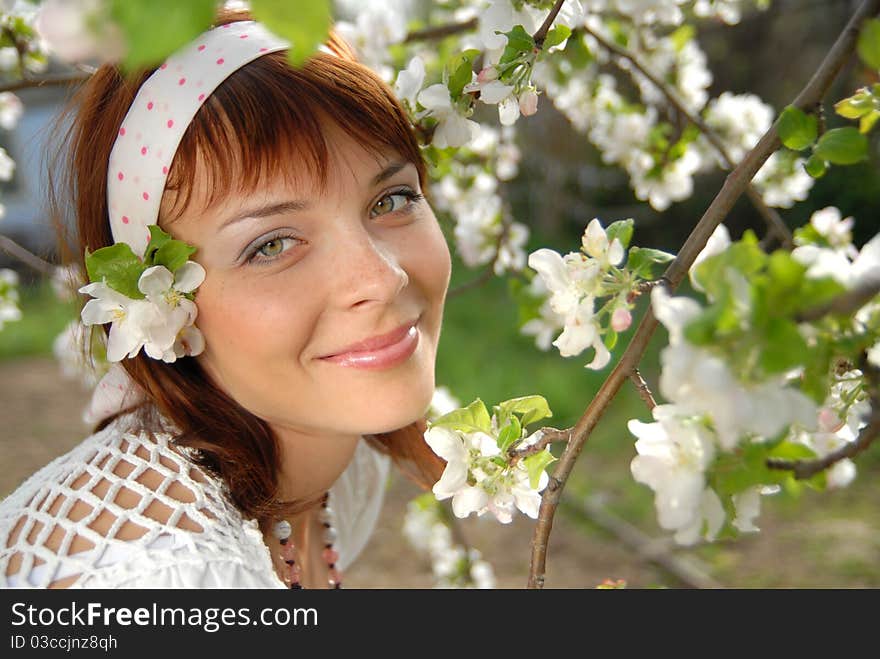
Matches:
[270,424,362,503]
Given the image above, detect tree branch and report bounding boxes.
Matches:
[508,427,572,461]
[630,368,657,410]
[533,0,567,48]
[560,494,725,589]
[796,277,880,323]
[0,234,56,276]
[526,0,880,589]
[581,24,794,249]
[766,409,880,479]
[404,18,478,43]
[0,72,91,94]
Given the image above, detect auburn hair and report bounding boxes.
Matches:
[48,7,445,525]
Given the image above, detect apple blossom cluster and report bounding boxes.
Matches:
[628,214,878,545]
[0,267,21,330]
[424,395,556,523]
[524,217,672,369]
[0,1,48,74]
[403,493,496,588]
[78,226,206,363]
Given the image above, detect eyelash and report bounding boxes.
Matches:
[244,187,425,266]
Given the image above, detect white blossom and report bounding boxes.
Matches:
[334,2,409,81]
[701,92,773,165]
[428,385,462,421]
[753,151,814,208]
[35,0,124,64]
[0,147,15,182]
[628,404,724,545]
[689,223,731,293]
[418,83,479,148]
[0,92,23,131]
[394,56,425,108]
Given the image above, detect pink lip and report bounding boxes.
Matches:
[319,320,420,370]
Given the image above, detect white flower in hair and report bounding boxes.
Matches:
[80,262,206,364]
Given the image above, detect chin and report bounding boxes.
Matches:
[356,380,435,435]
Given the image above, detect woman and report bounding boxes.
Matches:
[0,7,450,588]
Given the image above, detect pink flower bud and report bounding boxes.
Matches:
[518,89,539,116]
[611,307,632,332]
[477,66,499,84]
[817,407,845,433]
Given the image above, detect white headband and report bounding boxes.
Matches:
[106,20,290,255]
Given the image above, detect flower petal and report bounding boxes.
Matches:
[173,261,206,293]
[138,265,174,297]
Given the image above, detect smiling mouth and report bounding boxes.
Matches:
[318,319,420,370]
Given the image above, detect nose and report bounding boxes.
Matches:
[334,226,409,310]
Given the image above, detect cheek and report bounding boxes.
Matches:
[193,273,312,366]
[410,213,452,300]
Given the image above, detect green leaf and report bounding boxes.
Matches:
[496,415,522,453]
[143,225,172,264]
[604,329,618,350]
[813,127,869,165]
[542,25,571,50]
[522,449,556,490]
[669,24,695,51]
[109,0,216,70]
[446,49,481,98]
[250,0,331,67]
[431,398,493,434]
[804,154,827,178]
[861,110,880,134]
[777,106,818,151]
[857,17,880,69]
[834,91,875,120]
[759,317,808,375]
[85,243,147,300]
[605,219,634,250]
[626,246,675,279]
[154,240,197,273]
[499,25,535,67]
[494,395,553,429]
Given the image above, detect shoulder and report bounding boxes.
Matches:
[0,413,279,589]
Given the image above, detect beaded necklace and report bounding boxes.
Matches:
[272,492,342,589]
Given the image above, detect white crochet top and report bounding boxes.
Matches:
[0,412,390,588]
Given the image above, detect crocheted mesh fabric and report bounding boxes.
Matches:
[1,414,274,588]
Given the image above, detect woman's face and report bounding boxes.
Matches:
[161,119,451,440]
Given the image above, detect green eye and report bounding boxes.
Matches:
[258,238,286,257]
[372,193,408,217]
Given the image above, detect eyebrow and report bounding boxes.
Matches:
[219,160,412,230]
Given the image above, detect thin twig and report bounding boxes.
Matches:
[405,17,478,43]
[582,24,794,250]
[560,494,725,589]
[447,265,495,297]
[0,72,91,94]
[526,0,880,589]
[533,0,567,48]
[796,278,880,322]
[446,211,513,298]
[508,427,572,461]
[768,359,879,479]
[0,234,56,276]
[766,410,880,478]
[629,368,657,410]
